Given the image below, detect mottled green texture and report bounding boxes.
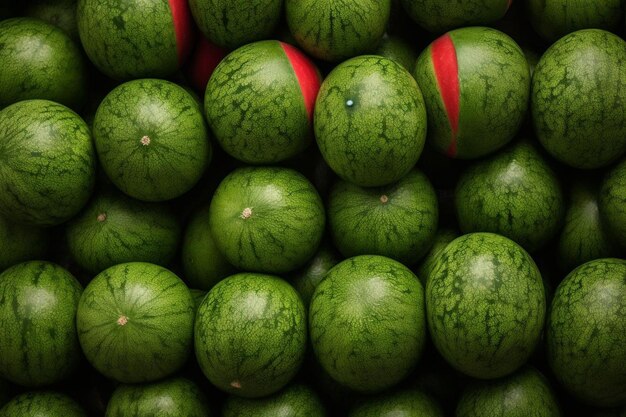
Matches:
[285,0,390,61]
[426,233,545,379]
[105,377,212,417]
[416,228,458,287]
[0,392,86,417]
[0,100,95,226]
[76,262,194,383]
[456,366,562,417]
[182,206,236,291]
[93,79,210,201]
[222,384,326,417]
[0,262,82,387]
[195,273,307,397]
[25,0,79,40]
[208,167,325,273]
[289,242,340,308]
[310,255,426,392]
[600,158,626,249]
[189,0,282,49]
[547,258,626,407]
[315,56,426,186]
[373,34,417,73]
[0,214,49,272]
[558,178,620,273]
[532,29,626,169]
[401,0,509,32]
[205,40,314,164]
[415,27,530,159]
[329,169,438,264]
[66,190,181,274]
[77,0,179,80]
[455,140,565,253]
[349,389,443,417]
[528,0,623,42]
[0,18,85,110]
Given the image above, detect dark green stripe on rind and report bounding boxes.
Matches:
[0,391,87,417]
[401,0,509,33]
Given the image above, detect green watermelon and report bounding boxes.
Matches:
[414,27,530,159]
[455,140,565,253]
[546,258,626,407]
[285,0,390,61]
[328,169,438,264]
[289,242,341,308]
[373,34,418,73]
[93,78,211,201]
[65,189,181,274]
[401,0,510,33]
[105,377,211,417]
[528,0,623,41]
[349,388,443,417]
[189,0,282,49]
[315,56,427,186]
[77,0,194,80]
[600,158,626,249]
[182,205,236,291]
[558,177,621,273]
[222,383,326,417]
[204,40,321,164]
[0,18,86,110]
[416,228,459,287]
[427,233,545,379]
[0,214,49,272]
[0,392,86,417]
[532,29,626,169]
[455,366,562,416]
[310,255,426,392]
[0,100,96,226]
[208,166,325,273]
[0,261,82,387]
[25,0,79,40]
[195,273,307,398]
[76,262,195,383]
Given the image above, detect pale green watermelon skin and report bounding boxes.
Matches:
[0,391,87,417]
[76,262,195,384]
[222,384,326,417]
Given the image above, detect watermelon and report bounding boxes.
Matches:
[531,29,626,169]
[65,189,181,274]
[0,18,86,110]
[455,366,562,416]
[426,233,545,379]
[414,27,530,159]
[0,100,96,226]
[401,0,510,33]
[289,242,341,308]
[528,0,623,41]
[0,392,86,417]
[328,169,438,264]
[546,258,626,407]
[310,255,426,392]
[349,388,443,417]
[204,40,321,164]
[222,383,326,417]
[0,261,82,387]
[315,56,427,186]
[25,0,79,40]
[105,377,211,417]
[181,205,236,291]
[373,34,418,73]
[208,166,325,274]
[195,273,307,398]
[93,78,211,201]
[285,0,390,61]
[77,0,193,80]
[0,214,49,272]
[455,140,565,253]
[599,158,626,249]
[558,177,621,273]
[189,0,282,49]
[76,262,195,383]
[416,228,459,287]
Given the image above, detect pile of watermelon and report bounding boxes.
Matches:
[0,0,625,416]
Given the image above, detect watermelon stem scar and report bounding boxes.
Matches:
[117,315,128,326]
[230,380,241,389]
[380,195,389,204]
[96,213,107,222]
[240,208,253,219]
[140,136,151,146]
